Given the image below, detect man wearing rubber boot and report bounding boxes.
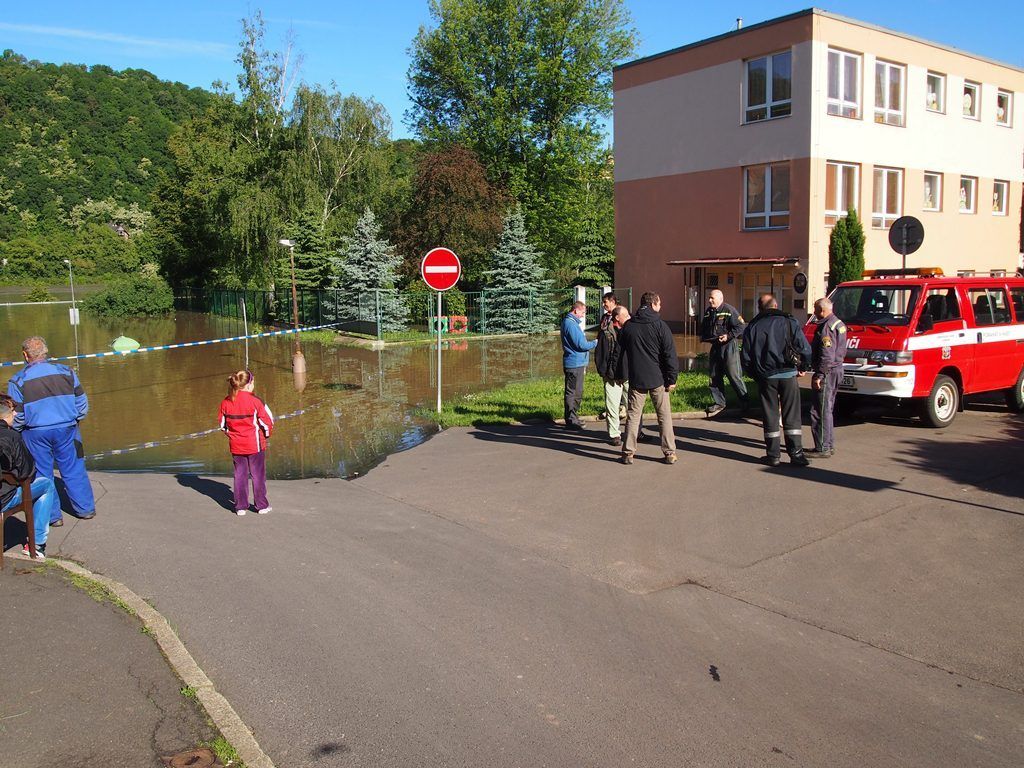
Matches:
[700,289,749,417]
[741,295,811,467]
[6,336,96,522]
[807,297,848,459]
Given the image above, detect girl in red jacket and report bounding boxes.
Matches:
[219,370,274,516]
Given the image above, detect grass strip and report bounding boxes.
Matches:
[431,371,756,427]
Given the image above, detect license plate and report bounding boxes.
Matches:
[840,376,855,389]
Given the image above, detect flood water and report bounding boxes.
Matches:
[1,299,566,478]
[1,292,709,478]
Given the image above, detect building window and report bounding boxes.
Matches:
[996,90,1012,126]
[827,49,860,118]
[874,60,905,126]
[926,72,945,112]
[963,81,980,119]
[992,180,1009,215]
[744,163,790,229]
[923,172,942,211]
[872,166,902,228]
[745,51,792,123]
[959,176,977,213]
[825,161,859,223]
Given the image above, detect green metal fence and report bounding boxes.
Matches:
[176,286,632,340]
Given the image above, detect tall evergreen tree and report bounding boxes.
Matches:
[828,208,865,292]
[570,212,613,287]
[286,209,332,289]
[334,208,408,332]
[483,208,555,333]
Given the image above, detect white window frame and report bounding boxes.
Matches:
[744,51,792,123]
[963,81,980,119]
[992,180,1009,215]
[996,90,1012,127]
[926,71,945,113]
[744,163,790,230]
[872,166,903,229]
[827,49,861,119]
[959,176,977,213]
[825,161,859,223]
[923,172,942,212]
[874,60,905,126]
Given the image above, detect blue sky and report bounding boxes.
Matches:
[2,1,1021,139]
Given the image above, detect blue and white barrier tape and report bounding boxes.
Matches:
[0,323,341,368]
[84,404,320,461]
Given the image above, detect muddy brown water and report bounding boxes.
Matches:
[1,301,568,478]
[1,295,708,478]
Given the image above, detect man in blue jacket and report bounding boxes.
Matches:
[6,336,95,522]
[560,301,597,430]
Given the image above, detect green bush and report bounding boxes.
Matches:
[24,284,56,302]
[83,274,174,317]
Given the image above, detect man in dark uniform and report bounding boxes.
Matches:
[741,294,811,467]
[807,297,848,459]
[700,289,749,417]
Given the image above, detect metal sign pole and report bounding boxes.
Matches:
[436,290,443,413]
[241,296,249,370]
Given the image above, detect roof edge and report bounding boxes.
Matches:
[616,7,1024,77]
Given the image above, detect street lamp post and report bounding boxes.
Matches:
[277,239,306,373]
[63,258,80,369]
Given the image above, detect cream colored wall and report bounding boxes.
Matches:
[805,15,1024,295]
[614,40,814,183]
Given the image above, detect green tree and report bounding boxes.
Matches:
[828,209,865,292]
[291,84,392,230]
[483,208,555,333]
[334,208,409,332]
[569,210,613,287]
[407,0,637,277]
[285,209,333,290]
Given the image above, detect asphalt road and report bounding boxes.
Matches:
[36,405,1024,767]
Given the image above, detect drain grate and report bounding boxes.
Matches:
[161,747,220,767]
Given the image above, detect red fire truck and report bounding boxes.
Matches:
[804,268,1024,427]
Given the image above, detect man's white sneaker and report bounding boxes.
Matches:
[256,507,272,515]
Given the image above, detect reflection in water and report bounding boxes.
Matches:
[1,303,563,478]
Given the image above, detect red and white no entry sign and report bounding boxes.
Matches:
[420,247,462,292]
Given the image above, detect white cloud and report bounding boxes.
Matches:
[0,22,232,58]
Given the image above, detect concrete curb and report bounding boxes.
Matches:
[49,557,276,768]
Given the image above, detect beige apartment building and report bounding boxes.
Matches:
[613,8,1024,326]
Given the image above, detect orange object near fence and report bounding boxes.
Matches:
[448,315,468,334]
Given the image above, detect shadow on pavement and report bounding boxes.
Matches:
[893,416,1024,514]
[175,474,234,511]
[2,514,28,554]
[468,424,622,462]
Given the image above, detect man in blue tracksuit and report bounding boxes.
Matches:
[6,336,95,522]
[560,301,597,430]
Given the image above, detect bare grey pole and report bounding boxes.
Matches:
[63,258,79,370]
[436,290,443,413]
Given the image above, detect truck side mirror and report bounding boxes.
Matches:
[916,314,934,334]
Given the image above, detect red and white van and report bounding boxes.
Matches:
[803,268,1024,427]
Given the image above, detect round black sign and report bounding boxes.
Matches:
[888,216,925,255]
[793,272,808,294]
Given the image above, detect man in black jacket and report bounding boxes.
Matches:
[618,292,679,465]
[700,289,749,417]
[0,394,55,560]
[740,294,812,467]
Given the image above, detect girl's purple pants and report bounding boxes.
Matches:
[232,451,268,511]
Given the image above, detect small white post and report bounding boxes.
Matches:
[573,285,586,304]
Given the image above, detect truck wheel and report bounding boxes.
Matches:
[921,375,959,428]
[1005,367,1024,413]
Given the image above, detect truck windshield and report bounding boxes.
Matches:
[831,285,921,327]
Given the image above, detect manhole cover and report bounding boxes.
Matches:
[160,747,220,767]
